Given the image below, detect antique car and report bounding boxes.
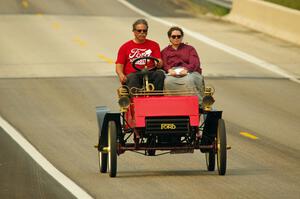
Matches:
[95,57,228,177]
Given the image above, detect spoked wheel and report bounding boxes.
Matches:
[146,149,156,156]
[107,121,117,177]
[205,149,215,171]
[98,151,108,173]
[146,136,156,156]
[216,119,227,175]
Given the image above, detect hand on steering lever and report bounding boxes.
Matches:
[155,59,163,69]
[118,72,127,84]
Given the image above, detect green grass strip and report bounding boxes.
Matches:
[263,0,300,10]
[191,0,230,16]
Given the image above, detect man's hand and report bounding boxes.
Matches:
[118,72,127,84]
[156,58,163,68]
[168,69,177,76]
[179,68,188,76]
[116,64,127,84]
[168,67,188,77]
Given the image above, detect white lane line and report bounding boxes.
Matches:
[0,116,93,199]
[118,0,300,84]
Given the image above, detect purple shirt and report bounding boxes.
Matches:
[161,43,202,74]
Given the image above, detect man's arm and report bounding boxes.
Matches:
[152,42,163,68]
[116,63,127,84]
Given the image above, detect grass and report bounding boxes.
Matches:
[174,0,230,16]
[190,0,230,16]
[175,0,300,17]
[263,0,300,10]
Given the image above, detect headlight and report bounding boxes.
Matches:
[202,95,215,111]
[118,96,130,110]
[203,86,215,111]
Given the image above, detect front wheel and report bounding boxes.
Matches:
[108,121,117,177]
[217,119,227,175]
[98,152,107,173]
[205,150,215,171]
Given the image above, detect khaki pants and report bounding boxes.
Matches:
[164,72,205,104]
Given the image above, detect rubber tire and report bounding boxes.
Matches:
[98,152,108,173]
[108,121,117,177]
[205,150,215,171]
[217,119,227,175]
[146,137,156,156]
[147,149,156,156]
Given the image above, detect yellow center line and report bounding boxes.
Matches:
[51,22,61,30]
[97,54,114,64]
[73,36,87,47]
[22,0,29,8]
[240,132,258,140]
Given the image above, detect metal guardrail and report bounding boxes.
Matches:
[206,0,232,9]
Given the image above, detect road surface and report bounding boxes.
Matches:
[0,0,299,198]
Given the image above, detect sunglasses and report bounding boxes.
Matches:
[135,29,148,33]
[171,35,182,39]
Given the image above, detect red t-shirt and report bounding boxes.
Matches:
[116,39,161,75]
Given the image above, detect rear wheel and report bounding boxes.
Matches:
[217,119,227,175]
[205,149,215,171]
[108,121,117,177]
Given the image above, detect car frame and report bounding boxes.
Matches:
[95,57,229,177]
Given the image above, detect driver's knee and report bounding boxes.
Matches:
[126,73,142,88]
[154,70,165,80]
[151,70,165,90]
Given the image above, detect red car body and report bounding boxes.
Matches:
[126,96,199,127]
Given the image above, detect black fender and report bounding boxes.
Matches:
[200,111,223,150]
[96,106,121,151]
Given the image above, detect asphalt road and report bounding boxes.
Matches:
[0,127,75,198]
[0,0,299,199]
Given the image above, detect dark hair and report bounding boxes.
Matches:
[167,26,184,37]
[132,19,148,31]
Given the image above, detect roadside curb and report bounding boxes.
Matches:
[225,0,300,46]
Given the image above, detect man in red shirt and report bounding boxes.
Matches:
[115,19,165,90]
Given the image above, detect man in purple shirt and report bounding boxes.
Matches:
[161,26,204,104]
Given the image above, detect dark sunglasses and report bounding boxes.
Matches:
[135,29,148,33]
[171,35,182,39]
